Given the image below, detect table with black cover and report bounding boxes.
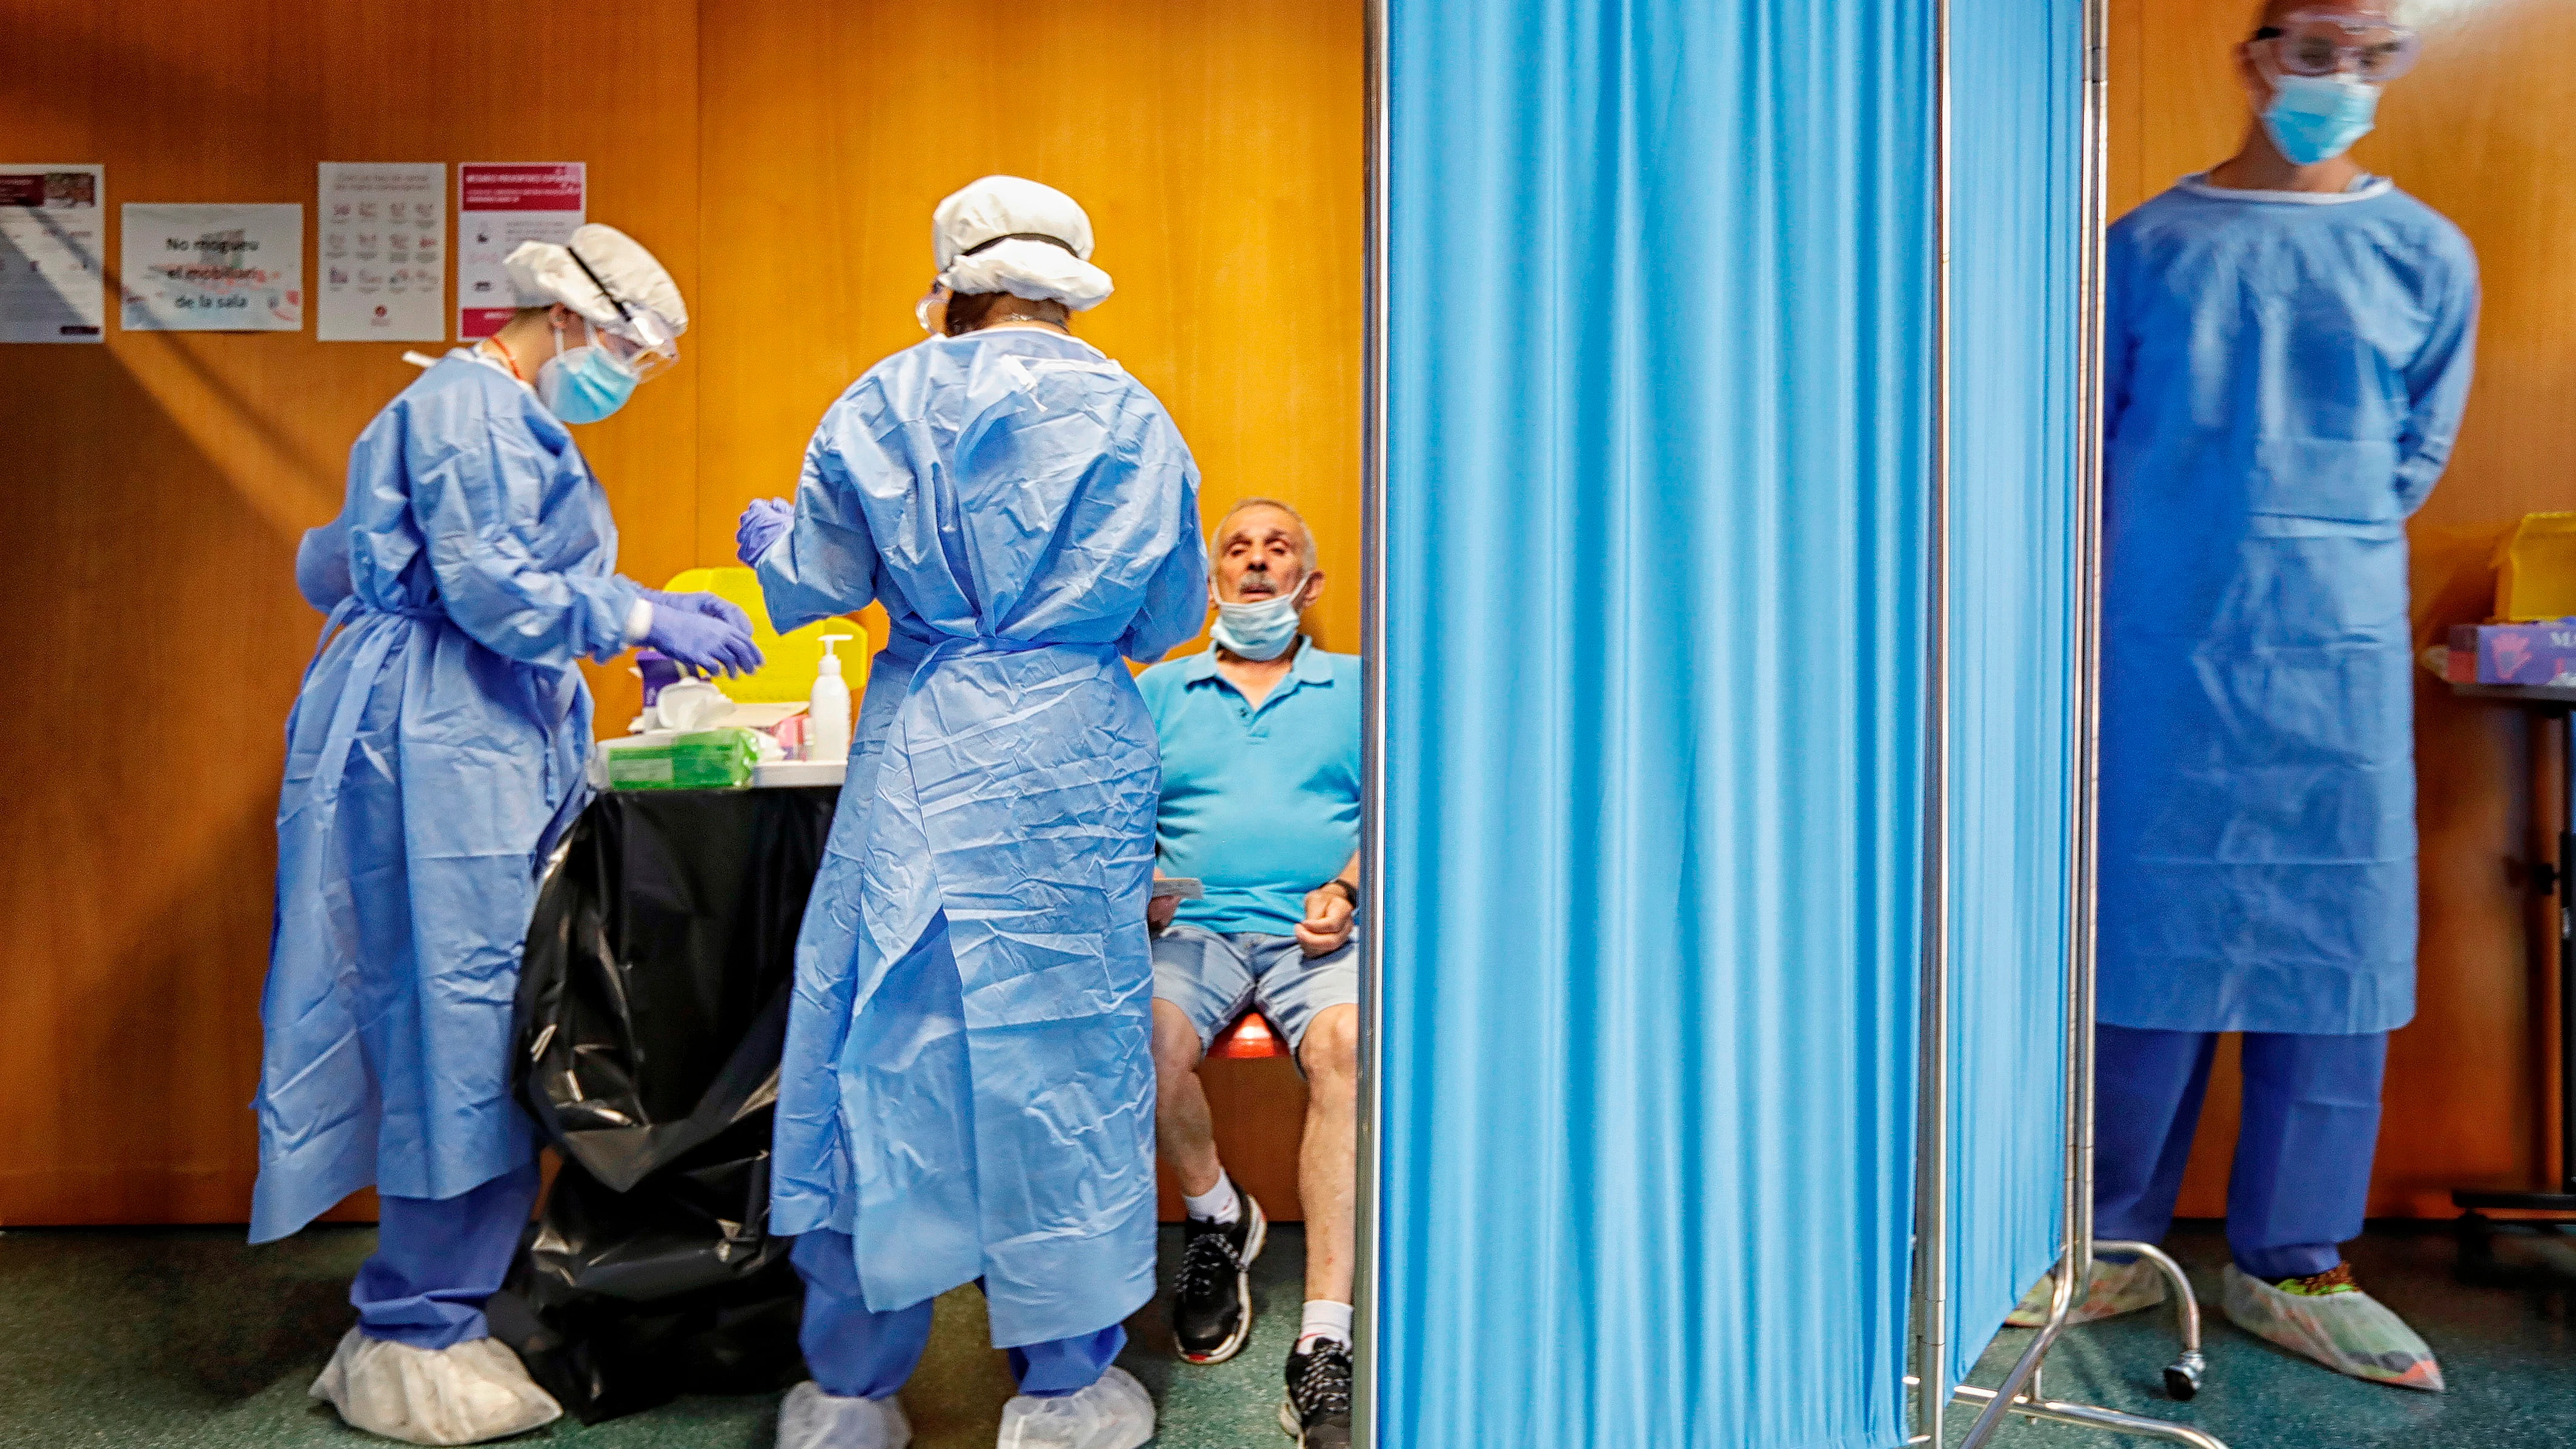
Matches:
[2448,682,2576,1282]
[486,784,840,1424]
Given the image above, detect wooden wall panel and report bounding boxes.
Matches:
[1,0,1359,1225]
[2111,0,2576,1217]
[694,0,1367,655]
[0,0,701,1225]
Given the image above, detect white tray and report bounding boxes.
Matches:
[755,758,847,789]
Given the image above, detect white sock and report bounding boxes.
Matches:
[1296,1299,1353,1351]
[1182,1171,1241,1225]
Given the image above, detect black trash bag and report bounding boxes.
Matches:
[491,786,840,1423]
[491,1136,807,1422]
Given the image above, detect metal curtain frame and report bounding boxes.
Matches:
[1915,1,2223,1446]
[1353,0,1390,1442]
[1356,2,2223,1447]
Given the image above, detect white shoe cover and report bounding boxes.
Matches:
[777,1380,914,1449]
[308,1327,563,1445]
[2003,1256,2167,1328]
[2220,1264,2446,1392]
[996,1365,1155,1449]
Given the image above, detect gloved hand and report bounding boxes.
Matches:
[639,586,755,636]
[643,602,764,678]
[737,497,794,566]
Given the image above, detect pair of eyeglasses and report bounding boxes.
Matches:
[2252,12,2421,82]
[567,246,681,380]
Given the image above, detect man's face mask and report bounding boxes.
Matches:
[1211,566,1309,662]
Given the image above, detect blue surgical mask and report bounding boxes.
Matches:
[1211,575,1306,662]
[2263,73,2379,167]
[537,326,640,425]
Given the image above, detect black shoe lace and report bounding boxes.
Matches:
[1290,1341,1353,1421]
[1177,1223,1240,1301]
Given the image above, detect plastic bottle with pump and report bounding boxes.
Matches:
[810,635,854,764]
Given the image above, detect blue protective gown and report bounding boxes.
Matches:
[253,351,643,1242]
[2099,176,2478,1035]
[756,328,1207,1348]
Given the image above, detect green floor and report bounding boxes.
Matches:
[1954,1222,2576,1448]
[0,1222,1307,1449]
[3,1220,2571,1447]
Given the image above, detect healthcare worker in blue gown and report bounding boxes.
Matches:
[734,176,1207,1449]
[261,225,762,1445]
[2016,2,2474,1391]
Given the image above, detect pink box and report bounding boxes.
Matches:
[2448,620,2576,686]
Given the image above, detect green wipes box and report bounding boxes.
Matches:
[601,728,762,791]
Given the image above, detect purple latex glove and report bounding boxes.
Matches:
[643,603,763,678]
[737,497,794,566]
[638,585,754,636]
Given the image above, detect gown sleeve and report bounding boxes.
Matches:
[1118,409,1210,664]
[755,408,886,634]
[2391,234,2480,516]
[405,390,642,668]
[293,513,354,613]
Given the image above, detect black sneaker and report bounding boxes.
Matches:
[1280,1337,1353,1448]
[1172,1194,1266,1364]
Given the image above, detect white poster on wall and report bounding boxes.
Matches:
[456,162,583,340]
[318,162,445,342]
[120,202,304,331]
[0,164,106,343]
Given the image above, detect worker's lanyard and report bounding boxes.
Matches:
[483,337,528,382]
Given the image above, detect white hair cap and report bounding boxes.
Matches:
[505,223,689,337]
[931,176,1115,311]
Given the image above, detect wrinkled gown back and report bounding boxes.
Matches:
[755,329,1207,1347]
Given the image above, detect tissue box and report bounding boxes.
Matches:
[2446,621,2576,686]
[599,727,762,791]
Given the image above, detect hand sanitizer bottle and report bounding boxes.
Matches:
[811,635,854,764]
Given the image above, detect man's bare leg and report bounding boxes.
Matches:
[1297,1004,1360,1307]
[1152,1000,1223,1196]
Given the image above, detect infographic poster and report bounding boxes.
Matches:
[456,162,583,340]
[120,202,303,331]
[0,164,105,343]
[318,163,445,342]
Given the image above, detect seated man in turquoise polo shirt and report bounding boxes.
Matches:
[1138,497,1360,1449]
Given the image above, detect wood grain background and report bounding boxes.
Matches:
[0,0,1359,1226]
[7,0,2564,1230]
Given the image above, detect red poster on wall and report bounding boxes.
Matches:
[456,162,585,340]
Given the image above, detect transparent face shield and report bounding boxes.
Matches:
[565,246,682,382]
[2254,12,2421,83]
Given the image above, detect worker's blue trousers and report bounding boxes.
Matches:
[2095,1024,2388,1281]
[792,1230,1123,1400]
[351,1159,542,1348]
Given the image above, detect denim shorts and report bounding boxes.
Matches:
[1150,921,1359,1060]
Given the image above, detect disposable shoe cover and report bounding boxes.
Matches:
[997,1367,1154,1449]
[2003,1256,2168,1328]
[2220,1264,2445,1391]
[308,1327,563,1445]
[777,1381,914,1449]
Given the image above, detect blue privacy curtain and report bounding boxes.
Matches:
[1379,1,1933,1445]
[1942,0,2082,1385]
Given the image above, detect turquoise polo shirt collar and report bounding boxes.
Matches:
[1178,636,1336,700]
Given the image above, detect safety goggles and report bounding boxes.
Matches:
[565,246,682,381]
[2253,12,2421,83]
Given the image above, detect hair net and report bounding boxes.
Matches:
[932,176,1115,311]
[505,223,689,338]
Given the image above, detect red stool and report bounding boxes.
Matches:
[1206,1010,1289,1061]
